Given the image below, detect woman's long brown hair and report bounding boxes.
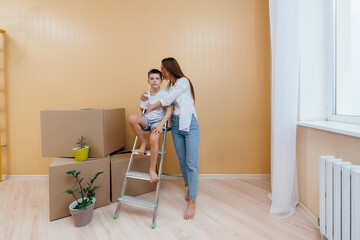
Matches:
[161,57,195,102]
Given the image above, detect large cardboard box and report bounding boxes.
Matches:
[111,153,156,202]
[49,157,110,221]
[41,108,125,158]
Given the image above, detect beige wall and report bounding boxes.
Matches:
[0,0,271,175]
[297,126,360,218]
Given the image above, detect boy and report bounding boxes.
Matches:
[128,69,173,183]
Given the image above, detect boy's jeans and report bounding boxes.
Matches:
[171,114,200,199]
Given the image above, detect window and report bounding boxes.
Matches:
[329,0,360,124]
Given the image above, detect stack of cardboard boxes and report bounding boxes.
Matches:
[41,108,156,221]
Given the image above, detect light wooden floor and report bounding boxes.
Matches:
[0,178,321,240]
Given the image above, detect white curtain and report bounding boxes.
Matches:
[268,0,300,218]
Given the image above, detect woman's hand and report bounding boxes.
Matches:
[141,92,149,102]
[145,101,162,114]
[146,104,154,114]
[152,124,164,135]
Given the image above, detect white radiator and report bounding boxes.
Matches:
[319,156,360,240]
[352,169,360,239]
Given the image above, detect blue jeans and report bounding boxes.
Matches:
[171,114,200,199]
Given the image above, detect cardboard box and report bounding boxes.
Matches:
[49,157,110,221]
[41,108,125,158]
[111,153,156,202]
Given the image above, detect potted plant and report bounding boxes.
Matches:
[65,170,103,227]
[73,136,90,161]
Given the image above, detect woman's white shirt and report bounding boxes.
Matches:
[160,77,197,132]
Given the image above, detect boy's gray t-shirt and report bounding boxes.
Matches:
[140,90,168,123]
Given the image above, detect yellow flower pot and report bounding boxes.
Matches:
[73,146,90,161]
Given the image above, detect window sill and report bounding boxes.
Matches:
[297,121,360,138]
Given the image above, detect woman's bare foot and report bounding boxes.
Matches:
[184,199,196,220]
[149,169,158,183]
[185,189,189,202]
[138,140,147,156]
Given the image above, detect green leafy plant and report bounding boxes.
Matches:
[65,170,103,210]
[77,136,86,148]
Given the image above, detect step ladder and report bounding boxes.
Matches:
[113,122,171,229]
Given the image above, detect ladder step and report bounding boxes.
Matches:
[126,171,162,181]
[119,195,156,208]
[142,127,171,134]
[126,171,151,181]
[132,149,164,156]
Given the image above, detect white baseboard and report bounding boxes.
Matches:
[1,174,270,181]
[199,174,270,179]
[1,175,49,180]
[163,174,270,180]
[298,202,319,228]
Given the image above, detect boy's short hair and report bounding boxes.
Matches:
[148,69,162,79]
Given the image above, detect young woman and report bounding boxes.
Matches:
[144,57,200,220]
